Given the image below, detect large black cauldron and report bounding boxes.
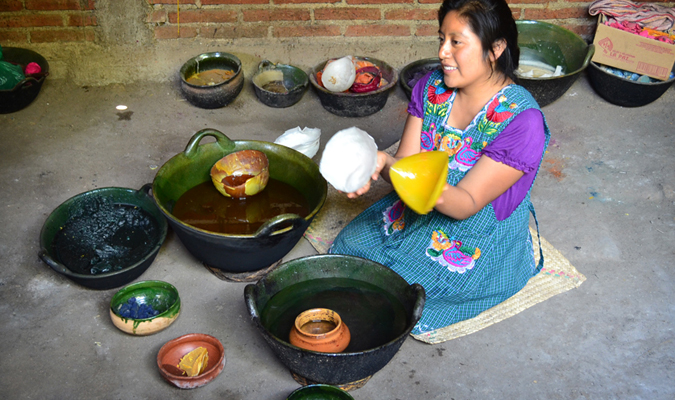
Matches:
[152,129,326,273]
[245,254,425,388]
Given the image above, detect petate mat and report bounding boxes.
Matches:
[303,143,586,344]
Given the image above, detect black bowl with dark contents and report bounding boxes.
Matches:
[38,185,167,290]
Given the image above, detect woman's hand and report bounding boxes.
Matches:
[346,151,390,198]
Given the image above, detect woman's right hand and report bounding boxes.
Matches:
[346,151,390,198]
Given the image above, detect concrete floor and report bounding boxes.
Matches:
[1,68,674,400]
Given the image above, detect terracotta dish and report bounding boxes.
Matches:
[157,333,226,389]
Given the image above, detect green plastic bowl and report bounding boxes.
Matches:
[516,20,595,107]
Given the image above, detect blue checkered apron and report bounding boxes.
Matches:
[331,70,551,334]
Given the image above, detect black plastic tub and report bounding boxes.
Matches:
[587,61,675,107]
[0,47,50,114]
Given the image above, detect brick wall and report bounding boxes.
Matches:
[0,0,96,44]
[1,0,674,45]
[147,0,600,40]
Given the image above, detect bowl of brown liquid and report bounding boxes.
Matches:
[179,52,244,109]
[252,60,309,108]
[152,128,327,273]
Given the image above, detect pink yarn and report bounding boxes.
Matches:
[25,62,41,75]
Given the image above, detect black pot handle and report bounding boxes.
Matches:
[254,213,305,238]
[183,128,236,159]
[244,284,260,321]
[138,183,152,197]
[38,249,71,276]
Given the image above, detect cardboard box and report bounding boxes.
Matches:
[592,17,675,81]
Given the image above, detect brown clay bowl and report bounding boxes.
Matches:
[157,333,226,389]
[210,149,270,198]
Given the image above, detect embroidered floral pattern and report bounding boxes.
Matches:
[478,94,518,135]
[425,230,481,273]
[382,200,406,236]
[420,123,437,151]
[448,137,483,172]
[427,80,453,104]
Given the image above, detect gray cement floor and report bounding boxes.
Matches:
[1,70,674,399]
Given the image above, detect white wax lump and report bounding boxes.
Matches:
[274,127,321,158]
[319,127,378,193]
[516,60,564,78]
[321,56,356,93]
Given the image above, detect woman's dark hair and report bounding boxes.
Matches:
[438,0,519,82]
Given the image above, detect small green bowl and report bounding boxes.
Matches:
[110,280,181,336]
[287,384,354,400]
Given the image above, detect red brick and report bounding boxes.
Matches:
[149,0,196,4]
[168,10,237,23]
[26,0,82,11]
[273,24,341,37]
[385,8,437,20]
[0,30,29,42]
[202,0,268,4]
[243,9,311,22]
[154,25,198,39]
[275,0,340,4]
[523,6,588,20]
[419,0,440,3]
[415,23,439,36]
[507,0,547,4]
[560,22,595,37]
[0,15,63,28]
[0,0,23,12]
[30,27,94,42]
[146,10,167,23]
[315,8,380,20]
[511,9,521,19]
[67,13,97,27]
[83,0,95,10]
[201,25,269,38]
[345,24,410,36]
[347,0,412,4]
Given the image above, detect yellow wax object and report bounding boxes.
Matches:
[177,347,209,377]
[390,151,449,215]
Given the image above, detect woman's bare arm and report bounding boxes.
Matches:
[434,155,524,219]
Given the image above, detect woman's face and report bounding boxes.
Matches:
[438,11,494,90]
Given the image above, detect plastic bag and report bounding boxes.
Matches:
[274,127,321,159]
[319,127,378,193]
[0,45,25,90]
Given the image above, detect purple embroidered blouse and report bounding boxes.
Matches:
[407,72,546,221]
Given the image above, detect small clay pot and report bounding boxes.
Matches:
[210,149,270,198]
[289,308,351,353]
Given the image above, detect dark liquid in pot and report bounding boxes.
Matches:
[186,68,236,86]
[172,179,310,235]
[52,204,160,275]
[261,80,289,94]
[301,320,337,335]
[221,174,255,187]
[261,278,409,352]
